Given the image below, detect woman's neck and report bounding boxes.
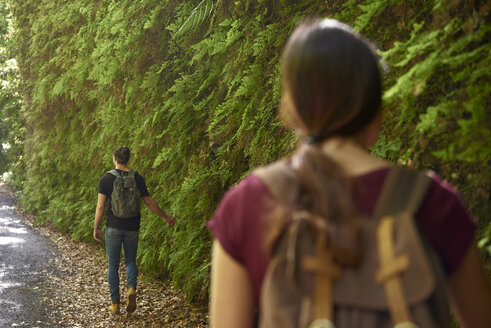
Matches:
[320,137,390,176]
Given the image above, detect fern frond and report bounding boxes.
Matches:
[175,0,219,37]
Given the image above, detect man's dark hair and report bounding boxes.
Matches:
[114,146,131,165]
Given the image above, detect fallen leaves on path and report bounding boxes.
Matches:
[4,184,208,327]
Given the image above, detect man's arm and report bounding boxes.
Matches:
[93,193,106,242]
[142,195,175,226]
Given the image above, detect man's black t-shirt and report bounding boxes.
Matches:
[98,169,150,231]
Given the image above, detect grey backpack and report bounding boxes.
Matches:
[254,161,451,328]
[108,169,141,218]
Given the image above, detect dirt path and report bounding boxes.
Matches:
[0,182,208,327]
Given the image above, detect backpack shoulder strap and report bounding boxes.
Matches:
[372,166,436,326]
[128,169,136,177]
[252,159,297,202]
[374,166,433,218]
[107,169,119,177]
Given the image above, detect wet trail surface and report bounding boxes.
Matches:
[0,191,60,327]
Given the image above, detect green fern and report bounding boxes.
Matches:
[175,0,219,37]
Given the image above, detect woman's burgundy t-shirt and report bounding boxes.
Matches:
[207,167,476,306]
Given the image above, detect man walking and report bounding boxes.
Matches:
[93,146,175,315]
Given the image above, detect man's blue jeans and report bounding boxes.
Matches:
[105,227,139,304]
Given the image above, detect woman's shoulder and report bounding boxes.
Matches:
[220,174,272,206]
[414,170,476,274]
[207,174,272,262]
[412,169,468,214]
[418,170,474,223]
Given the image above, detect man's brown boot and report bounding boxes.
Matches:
[108,303,120,315]
[126,287,136,313]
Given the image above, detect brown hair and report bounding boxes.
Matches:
[281,19,382,138]
[266,19,383,266]
[114,146,131,165]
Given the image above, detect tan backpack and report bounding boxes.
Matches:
[254,161,451,328]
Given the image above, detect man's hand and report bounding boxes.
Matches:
[164,215,176,226]
[94,227,103,242]
[143,196,176,226]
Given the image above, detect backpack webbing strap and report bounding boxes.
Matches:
[373,167,432,218]
[374,167,432,327]
[252,159,296,203]
[108,169,119,177]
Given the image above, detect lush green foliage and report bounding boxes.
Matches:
[0,1,24,186]
[2,0,489,302]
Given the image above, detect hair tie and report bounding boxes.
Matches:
[304,135,321,144]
